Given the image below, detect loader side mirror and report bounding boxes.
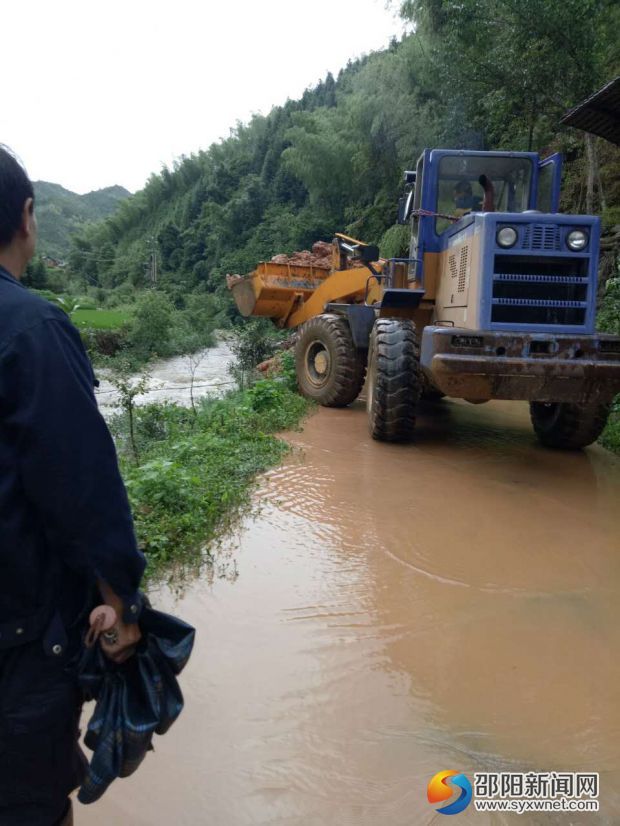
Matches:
[398,189,414,225]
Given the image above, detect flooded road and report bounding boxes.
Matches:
[82,398,620,825]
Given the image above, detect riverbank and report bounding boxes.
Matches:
[110,376,311,580]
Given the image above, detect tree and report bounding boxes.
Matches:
[23,257,48,290]
[399,0,617,151]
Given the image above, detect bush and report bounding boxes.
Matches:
[602,208,620,232]
[228,319,279,389]
[599,278,620,336]
[278,348,298,391]
[106,283,137,308]
[134,402,194,445]
[80,327,128,357]
[379,224,410,259]
[600,397,620,455]
[129,292,174,357]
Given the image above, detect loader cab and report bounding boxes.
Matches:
[434,154,534,233]
[403,149,563,283]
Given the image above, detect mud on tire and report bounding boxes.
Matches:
[366,318,422,442]
[530,401,610,449]
[295,314,366,406]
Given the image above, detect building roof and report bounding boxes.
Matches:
[561,76,620,145]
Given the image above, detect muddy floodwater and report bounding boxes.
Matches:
[95,340,234,415]
[82,398,620,825]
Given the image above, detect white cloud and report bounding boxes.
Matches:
[1,0,402,193]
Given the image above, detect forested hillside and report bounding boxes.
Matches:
[34,181,130,259]
[68,0,619,325]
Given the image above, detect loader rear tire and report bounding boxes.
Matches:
[296,314,366,407]
[366,318,422,442]
[530,401,610,449]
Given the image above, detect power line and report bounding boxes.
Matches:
[95,379,236,397]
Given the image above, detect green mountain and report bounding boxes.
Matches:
[33,181,131,260]
[68,0,619,314]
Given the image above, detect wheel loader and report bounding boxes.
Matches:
[229,149,620,448]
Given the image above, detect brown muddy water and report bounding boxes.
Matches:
[95,341,235,416]
[81,398,620,825]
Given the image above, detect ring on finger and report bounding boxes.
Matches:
[102,628,119,645]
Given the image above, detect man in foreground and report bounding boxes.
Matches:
[0,145,146,824]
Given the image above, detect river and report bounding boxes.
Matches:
[82,390,620,824]
[94,340,235,415]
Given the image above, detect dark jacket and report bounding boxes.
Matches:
[0,265,145,652]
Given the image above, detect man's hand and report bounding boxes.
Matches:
[100,618,142,664]
[96,579,142,663]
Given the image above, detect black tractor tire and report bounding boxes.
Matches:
[295,314,366,406]
[530,401,610,449]
[366,318,422,442]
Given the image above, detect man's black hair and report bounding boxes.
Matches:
[0,145,34,247]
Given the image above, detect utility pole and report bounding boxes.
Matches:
[147,236,158,287]
[152,244,158,286]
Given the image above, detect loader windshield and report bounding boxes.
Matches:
[435,155,533,233]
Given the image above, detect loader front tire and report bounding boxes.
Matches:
[530,401,610,449]
[366,318,422,442]
[296,314,366,406]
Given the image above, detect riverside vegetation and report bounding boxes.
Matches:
[108,343,308,582]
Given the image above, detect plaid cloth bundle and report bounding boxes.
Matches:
[77,602,195,804]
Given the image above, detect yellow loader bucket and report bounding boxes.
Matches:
[229,261,331,322]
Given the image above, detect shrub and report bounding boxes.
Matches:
[80,327,128,357]
[599,278,620,336]
[129,292,174,357]
[278,348,298,391]
[228,319,279,389]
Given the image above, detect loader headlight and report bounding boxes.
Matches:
[496,226,518,248]
[566,229,588,251]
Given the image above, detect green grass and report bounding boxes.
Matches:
[110,378,311,581]
[72,308,131,329]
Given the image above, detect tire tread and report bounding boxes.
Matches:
[295,314,366,407]
[367,318,421,442]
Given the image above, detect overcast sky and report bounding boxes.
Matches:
[2,0,404,194]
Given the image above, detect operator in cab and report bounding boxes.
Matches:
[453,175,495,217]
[453,179,482,216]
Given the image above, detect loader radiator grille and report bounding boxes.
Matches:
[522,224,561,251]
[458,246,468,293]
[448,245,470,295]
[491,255,589,327]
